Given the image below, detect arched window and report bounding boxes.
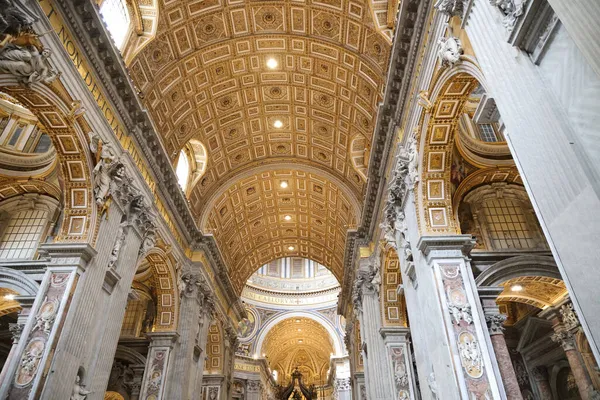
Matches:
[461,183,547,251]
[176,149,190,191]
[0,195,60,260]
[99,0,131,49]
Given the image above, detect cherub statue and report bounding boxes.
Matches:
[437,36,463,68]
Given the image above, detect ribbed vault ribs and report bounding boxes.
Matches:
[128,0,392,292]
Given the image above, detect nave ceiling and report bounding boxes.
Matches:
[127,0,394,290]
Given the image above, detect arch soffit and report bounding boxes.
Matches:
[0,78,97,243]
[475,255,561,287]
[451,166,522,214]
[115,345,147,366]
[255,311,344,356]
[129,1,392,205]
[204,168,358,292]
[121,0,160,65]
[136,247,180,331]
[417,59,490,235]
[0,266,40,296]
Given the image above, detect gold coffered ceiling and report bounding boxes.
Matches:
[262,317,334,385]
[129,0,392,289]
[205,170,359,292]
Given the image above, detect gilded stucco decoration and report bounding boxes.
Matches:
[498,276,567,309]
[205,320,224,374]
[128,0,392,286]
[418,72,480,234]
[0,82,96,243]
[261,317,334,385]
[134,247,179,331]
[205,170,360,293]
[121,0,160,64]
[380,249,407,327]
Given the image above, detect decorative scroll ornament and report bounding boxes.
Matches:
[489,0,528,31]
[485,313,507,335]
[0,1,59,87]
[32,298,58,334]
[437,36,463,67]
[435,0,465,19]
[560,303,580,330]
[448,302,473,325]
[247,380,262,393]
[551,330,576,351]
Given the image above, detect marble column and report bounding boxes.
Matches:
[551,330,594,400]
[0,295,34,385]
[479,287,523,400]
[405,235,504,399]
[530,366,553,400]
[462,0,600,364]
[139,331,179,400]
[130,364,146,400]
[0,243,96,400]
[167,272,215,400]
[352,255,396,400]
[193,309,213,393]
[380,327,419,400]
[246,379,262,400]
[334,378,352,400]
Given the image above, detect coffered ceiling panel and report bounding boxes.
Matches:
[130,0,391,215]
[205,169,359,292]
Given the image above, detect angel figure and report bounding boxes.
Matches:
[0,44,59,85]
[92,143,117,206]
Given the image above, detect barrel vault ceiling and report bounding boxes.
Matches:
[128,0,393,292]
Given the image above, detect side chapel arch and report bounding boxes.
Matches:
[0,78,97,243]
[135,247,180,332]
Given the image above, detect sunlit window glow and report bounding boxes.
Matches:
[176,150,190,191]
[100,0,131,49]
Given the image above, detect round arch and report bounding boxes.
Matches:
[0,77,97,243]
[255,311,344,356]
[475,255,561,287]
[0,266,39,296]
[416,58,493,235]
[135,247,180,332]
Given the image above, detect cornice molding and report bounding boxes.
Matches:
[339,0,429,315]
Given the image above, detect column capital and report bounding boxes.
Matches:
[559,302,581,331]
[37,243,97,271]
[8,322,24,344]
[485,314,507,335]
[551,330,576,351]
[146,331,179,348]
[417,235,476,259]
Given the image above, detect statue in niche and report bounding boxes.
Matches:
[107,223,126,269]
[142,288,157,334]
[70,373,91,400]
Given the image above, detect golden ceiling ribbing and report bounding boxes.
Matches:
[129,0,391,287]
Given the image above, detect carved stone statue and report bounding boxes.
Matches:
[406,134,419,186]
[0,44,59,85]
[70,374,91,400]
[437,36,463,67]
[489,0,527,31]
[107,223,127,269]
[435,0,465,18]
[92,143,118,207]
